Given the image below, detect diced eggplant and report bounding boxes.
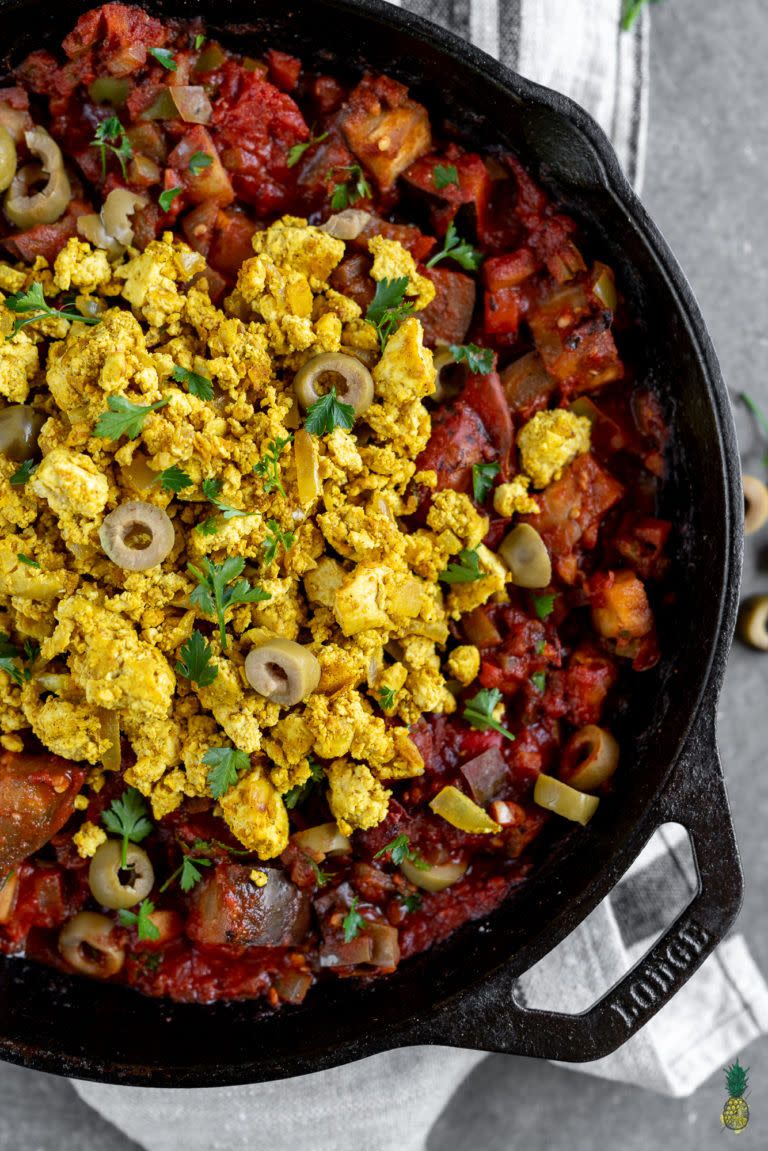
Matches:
[0,751,86,875]
[188,863,310,948]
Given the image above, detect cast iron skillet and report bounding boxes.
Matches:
[0,0,744,1086]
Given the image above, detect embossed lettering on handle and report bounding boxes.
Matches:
[608,921,711,1028]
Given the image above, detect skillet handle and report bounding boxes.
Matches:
[413,717,743,1062]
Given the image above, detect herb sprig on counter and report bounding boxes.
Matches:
[4,282,101,341]
[621,0,662,31]
[187,556,271,649]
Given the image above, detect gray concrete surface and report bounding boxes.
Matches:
[2,0,767,1147]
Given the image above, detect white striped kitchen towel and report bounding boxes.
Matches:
[72,3,768,1150]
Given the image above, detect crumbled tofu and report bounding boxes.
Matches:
[250,869,268,887]
[53,238,112,294]
[326,759,392,835]
[493,475,540,517]
[218,771,290,859]
[447,644,481,685]
[72,821,107,858]
[368,235,435,310]
[517,409,592,489]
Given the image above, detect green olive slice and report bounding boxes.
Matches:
[533,774,600,825]
[0,404,45,461]
[245,638,321,706]
[400,857,467,892]
[58,910,125,978]
[743,475,768,535]
[99,501,175,571]
[293,352,374,416]
[4,127,71,228]
[498,523,552,588]
[88,839,154,909]
[739,595,768,651]
[430,347,462,403]
[560,724,619,791]
[0,125,17,195]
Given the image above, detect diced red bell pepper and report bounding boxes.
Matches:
[266,49,301,92]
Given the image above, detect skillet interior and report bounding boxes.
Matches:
[0,0,741,1084]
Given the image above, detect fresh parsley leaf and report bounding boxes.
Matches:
[193,33,206,50]
[188,150,212,175]
[365,276,415,351]
[188,557,270,648]
[535,638,547,656]
[472,462,500,504]
[139,950,162,971]
[304,385,355,436]
[203,745,251,799]
[329,163,372,210]
[159,187,182,212]
[10,459,37,486]
[621,0,661,31]
[148,46,177,71]
[176,629,218,687]
[90,115,133,179]
[342,895,365,942]
[253,435,292,497]
[171,363,214,401]
[198,478,251,530]
[400,890,422,914]
[530,672,547,693]
[155,464,193,493]
[426,221,483,272]
[439,548,485,584]
[433,163,459,189]
[23,639,39,664]
[4,281,101,340]
[0,633,26,687]
[374,834,429,869]
[449,343,494,375]
[17,553,40,568]
[160,851,213,894]
[377,686,397,710]
[102,788,153,869]
[94,395,169,441]
[284,756,323,809]
[263,518,295,565]
[119,898,161,941]
[532,593,556,621]
[287,130,329,168]
[463,687,515,741]
[307,857,332,886]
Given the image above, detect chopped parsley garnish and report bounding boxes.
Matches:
[342,895,365,942]
[374,834,429,870]
[463,687,515,741]
[426,221,483,272]
[102,788,153,870]
[621,0,661,31]
[155,464,193,493]
[197,478,251,533]
[284,756,324,809]
[329,163,372,211]
[449,343,494,375]
[532,593,556,621]
[17,553,40,568]
[10,459,37,486]
[433,163,459,189]
[160,851,213,894]
[304,385,355,436]
[530,672,547,693]
[535,638,547,656]
[94,395,169,441]
[263,518,295,565]
[4,282,101,341]
[171,363,214,401]
[287,130,329,168]
[188,151,212,175]
[193,33,206,50]
[439,548,485,584]
[307,857,332,886]
[0,633,30,687]
[365,275,415,351]
[148,46,177,71]
[188,556,271,649]
[377,686,397,710]
[203,745,251,799]
[176,629,218,687]
[472,461,500,504]
[90,115,133,179]
[118,898,161,941]
[399,890,422,914]
[253,435,292,497]
[159,186,183,212]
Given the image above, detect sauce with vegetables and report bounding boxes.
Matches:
[0,4,670,1005]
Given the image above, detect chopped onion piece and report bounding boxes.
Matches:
[319,935,373,967]
[170,86,213,124]
[401,857,467,892]
[99,709,121,773]
[275,969,313,1003]
[459,746,507,805]
[462,606,501,648]
[429,786,501,834]
[291,822,351,857]
[366,922,400,968]
[294,428,321,507]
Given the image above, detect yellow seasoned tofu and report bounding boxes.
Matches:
[31,447,110,520]
[517,408,591,489]
[218,770,290,858]
[0,329,38,402]
[326,758,392,835]
[368,236,435,310]
[493,475,540,517]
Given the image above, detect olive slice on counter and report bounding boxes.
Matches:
[99,501,175,571]
[498,523,552,589]
[743,475,768,536]
[88,839,155,910]
[0,404,45,461]
[293,352,374,416]
[244,638,321,706]
[739,595,768,651]
[58,911,125,978]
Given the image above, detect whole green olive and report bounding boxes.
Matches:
[0,404,45,462]
[88,839,155,909]
[294,352,374,416]
[58,910,125,978]
[0,125,17,195]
